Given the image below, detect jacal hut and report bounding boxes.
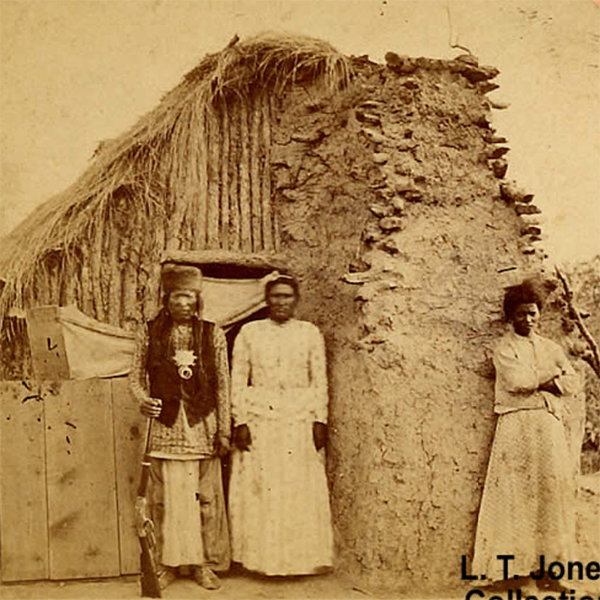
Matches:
[0,33,582,594]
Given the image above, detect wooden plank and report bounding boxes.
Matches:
[0,381,49,581]
[111,377,146,575]
[45,379,120,579]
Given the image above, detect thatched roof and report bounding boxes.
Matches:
[0,32,352,320]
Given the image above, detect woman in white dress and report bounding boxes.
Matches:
[228,275,334,576]
[472,280,579,593]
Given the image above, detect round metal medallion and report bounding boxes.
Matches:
[178,365,193,380]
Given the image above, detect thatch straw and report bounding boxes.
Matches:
[0,32,352,323]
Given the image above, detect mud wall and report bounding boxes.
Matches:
[271,58,548,593]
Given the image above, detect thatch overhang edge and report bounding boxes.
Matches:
[0,32,353,320]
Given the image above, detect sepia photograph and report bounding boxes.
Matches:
[0,1,599,599]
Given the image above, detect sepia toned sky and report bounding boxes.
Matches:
[1,0,598,265]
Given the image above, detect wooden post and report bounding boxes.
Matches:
[59,255,80,308]
[107,223,122,326]
[142,216,165,324]
[80,244,95,317]
[90,226,106,322]
[194,109,208,250]
[206,109,221,249]
[249,91,263,251]
[239,100,252,253]
[260,93,274,251]
[121,209,143,328]
[228,101,241,251]
[556,265,600,377]
[269,95,281,251]
[220,102,230,250]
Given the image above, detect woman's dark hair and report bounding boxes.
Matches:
[503,280,545,322]
[265,275,300,299]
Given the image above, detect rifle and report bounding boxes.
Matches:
[135,418,162,598]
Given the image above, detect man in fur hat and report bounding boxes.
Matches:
[130,262,231,591]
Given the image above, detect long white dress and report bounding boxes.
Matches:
[228,318,334,575]
[472,330,579,581]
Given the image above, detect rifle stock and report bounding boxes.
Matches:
[136,419,162,598]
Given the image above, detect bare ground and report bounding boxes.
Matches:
[0,473,600,600]
[0,570,461,600]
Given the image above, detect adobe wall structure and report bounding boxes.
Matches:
[269,55,561,593]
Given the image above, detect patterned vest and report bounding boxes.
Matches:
[146,310,218,427]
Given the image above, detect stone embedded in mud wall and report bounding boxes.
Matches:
[487,146,510,159]
[356,110,381,126]
[378,216,404,231]
[489,99,511,110]
[515,202,542,216]
[369,204,393,218]
[380,238,400,255]
[363,223,385,244]
[478,81,500,94]
[501,180,534,204]
[490,158,508,178]
[391,196,405,214]
[519,212,545,226]
[521,224,542,236]
[372,152,390,164]
[362,127,387,144]
[486,133,508,144]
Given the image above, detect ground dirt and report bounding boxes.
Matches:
[0,571,473,600]
[3,475,597,600]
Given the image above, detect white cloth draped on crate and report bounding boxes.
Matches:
[228,319,334,576]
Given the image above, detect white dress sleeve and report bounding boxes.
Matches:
[231,326,252,426]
